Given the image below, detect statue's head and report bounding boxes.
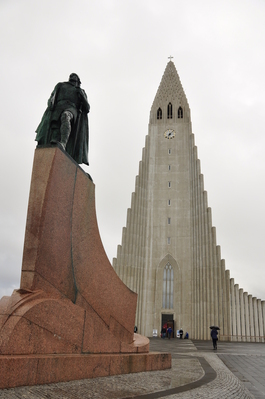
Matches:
[69,73,81,86]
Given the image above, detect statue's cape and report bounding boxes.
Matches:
[35,107,53,143]
[66,111,89,166]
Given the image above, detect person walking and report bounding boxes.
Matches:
[211,328,218,350]
[161,327,166,338]
[167,326,172,339]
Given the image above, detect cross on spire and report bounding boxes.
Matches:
[168,55,174,61]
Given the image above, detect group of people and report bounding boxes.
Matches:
[161,326,173,339]
[161,326,189,339]
[160,325,218,347]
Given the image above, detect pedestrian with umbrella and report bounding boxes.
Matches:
[210,326,220,350]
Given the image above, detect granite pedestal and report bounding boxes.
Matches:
[0,146,171,389]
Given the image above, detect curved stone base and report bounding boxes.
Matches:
[0,289,149,356]
[0,351,171,389]
[0,146,171,388]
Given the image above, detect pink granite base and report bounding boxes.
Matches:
[0,146,171,389]
[0,351,171,389]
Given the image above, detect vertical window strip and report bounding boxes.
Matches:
[162,263,174,309]
[170,269,174,308]
[163,268,166,308]
[178,106,183,118]
[167,103,173,119]
[157,107,162,119]
[166,269,170,307]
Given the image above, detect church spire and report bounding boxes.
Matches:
[113,61,265,342]
[150,61,190,123]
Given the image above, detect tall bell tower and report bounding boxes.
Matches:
[114,60,194,336]
[113,60,265,342]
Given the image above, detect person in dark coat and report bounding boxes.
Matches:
[161,327,166,338]
[167,326,172,339]
[211,328,218,350]
[35,73,90,165]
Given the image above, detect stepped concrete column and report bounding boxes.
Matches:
[230,278,236,341]
[253,297,259,342]
[262,301,265,340]
[235,284,241,341]
[196,160,202,339]
[207,208,215,333]
[132,174,140,293]
[212,227,218,326]
[225,269,231,341]
[216,246,223,333]
[121,208,131,283]
[257,299,264,343]
[244,292,250,342]
[199,174,205,339]
[127,191,136,289]
[192,147,199,338]
[248,295,255,342]
[220,261,227,341]
[201,181,208,340]
[204,196,211,336]
[239,288,246,341]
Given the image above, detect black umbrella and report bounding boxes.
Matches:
[210,326,220,330]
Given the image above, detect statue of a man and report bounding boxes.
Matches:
[35,73,90,165]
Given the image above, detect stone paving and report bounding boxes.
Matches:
[193,339,265,399]
[219,355,265,399]
[0,338,264,398]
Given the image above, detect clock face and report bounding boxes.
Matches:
[164,129,176,139]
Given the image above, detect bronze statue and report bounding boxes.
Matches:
[35,73,90,165]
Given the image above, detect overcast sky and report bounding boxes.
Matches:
[0,0,265,302]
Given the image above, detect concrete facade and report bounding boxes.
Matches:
[113,61,264,341]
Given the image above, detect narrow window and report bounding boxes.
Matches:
[157,108,162,119]
[162,263,173,309]
[168,181,171,188]
[167,237,171,245]
[168,165,171,171]
[168,217,171,224]
[167,103,172,119]
[168,199,171,206]
[168,149,171,155]
[178,106,183,118]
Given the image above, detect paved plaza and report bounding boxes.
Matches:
[0,338,264,398]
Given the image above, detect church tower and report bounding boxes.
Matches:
[113,61,265,341]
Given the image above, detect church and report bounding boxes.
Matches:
[113,60,265,341]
